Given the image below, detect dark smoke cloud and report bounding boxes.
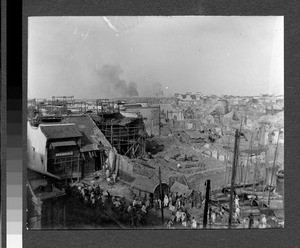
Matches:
[97,64,138,98]
[151,82,163,97]
[128,82,138,97]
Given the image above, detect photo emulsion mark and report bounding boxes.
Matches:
[27,16,284,230]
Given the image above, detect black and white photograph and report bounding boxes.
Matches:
[27,16,284,230]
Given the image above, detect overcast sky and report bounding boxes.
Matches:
[28,16,283,99]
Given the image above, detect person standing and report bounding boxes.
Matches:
[154,198,159,210]
[208,207,212,224]
[172,193,176,206]
[236,206,241,218]
[191,193,195,208]
[141,204,147,214]
[248,213,254,228]
[164,195,169,208]
[158,198,162,209]
[191,217,197,229]
[112,173,117,183]
[181,212,187,227]
[260,214,267,228]
[133,197,138,207]
[211,211,216,226]
[198,192,203,208]
[176,197,181,209]
[167,220,173,229]
[105,169,110,179]
[235,195,240,208]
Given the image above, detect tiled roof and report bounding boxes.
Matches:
[37,190,65,200]
[129,175,167,194]
[170,181,192,196]
[40,124,82,140]
[62,115,112,151]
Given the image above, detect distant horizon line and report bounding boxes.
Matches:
[27,93,284,101]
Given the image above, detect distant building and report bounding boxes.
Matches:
[122,105,160,125]
[160,103,184,121]
[175,92,203,103]
[211,99,229,116]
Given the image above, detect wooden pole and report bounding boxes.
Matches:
[63,201,66,228]
[159,105,161,136]
[268,129,281,205]
[228,129,240,229]
[224,135,230,186]
[77,155,80,181]
[110,125,113,146]
[65,158,67,185]
[243,132,253,187]
[159,167,164,224]
[203,179,210,229]
[252,154,256,195]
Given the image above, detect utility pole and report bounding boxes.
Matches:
[224,135,230,186]
[243,132,253,188]
[268,128,281,205]
[203,179,211,229]
[159,167,164,224]
[158,105,161,136]
[228,129,241,229]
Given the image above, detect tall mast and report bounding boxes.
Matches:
[203,179,211,229]
[158,167,164,224]
[243,132,253,187]
[268,128,281,205]
[228,129,241,228]
[224,135,230,186]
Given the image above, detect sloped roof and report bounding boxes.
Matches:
[129,175,168,194]
[38,188,65,200]
[181,130,203,139]
[158,103,177,112]
[124,104,143,109]
[170,181,192,196]
[40,124,82,140]
[62,115,112,151]
[27,163,61,179]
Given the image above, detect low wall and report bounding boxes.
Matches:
[118,155,133,175]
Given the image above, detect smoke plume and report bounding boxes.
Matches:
[97,64,138,98]
[151,82,163,97]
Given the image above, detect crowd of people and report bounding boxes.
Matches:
[70,183,150,227]
[64,182,275,229]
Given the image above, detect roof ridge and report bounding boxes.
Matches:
[39,123,76,127]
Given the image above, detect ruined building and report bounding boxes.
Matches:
[90,111,147,158]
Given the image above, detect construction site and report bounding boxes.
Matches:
[26,93,284,230]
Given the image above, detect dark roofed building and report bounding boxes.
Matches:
[28,121,83,180]
[40,124,82,140]
[62,115,112,151]
[62,115,112,174]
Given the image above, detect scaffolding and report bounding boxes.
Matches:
[98,121,146,158]
[50,96,75,116]
[68,101,88,114]
[52,96,75,105]
[96,99,120,116]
